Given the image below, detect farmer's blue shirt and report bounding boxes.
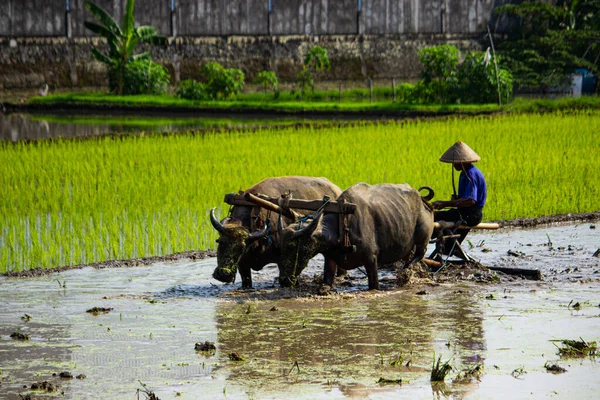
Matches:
[459,164,486,207]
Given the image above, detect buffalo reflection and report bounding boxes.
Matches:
[214,285,486,397]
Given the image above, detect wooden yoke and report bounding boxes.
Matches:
[244,193,297,220]
[224,192,356,215]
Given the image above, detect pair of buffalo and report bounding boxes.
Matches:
[209,176,434,292]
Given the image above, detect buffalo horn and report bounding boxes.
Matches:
[246,224,269,244]
[418,186,435,202]
[209,207,227,234]
[292,208,324,239]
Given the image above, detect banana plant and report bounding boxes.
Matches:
[84,0,167,94]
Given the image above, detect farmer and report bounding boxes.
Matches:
[432,141,487,250]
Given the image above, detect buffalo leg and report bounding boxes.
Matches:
[239,265,253,289]
[365,256,379,290]
[323,257,338,287]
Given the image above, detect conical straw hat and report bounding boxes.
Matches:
[439,141,480,163]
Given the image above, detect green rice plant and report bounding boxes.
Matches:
[552,338,598,357]
[431,353,453,381]
[1,111,599,272]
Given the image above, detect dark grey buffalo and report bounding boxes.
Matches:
[277,183,434,291]
[210,176,342,289]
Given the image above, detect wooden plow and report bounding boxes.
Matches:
[426,220,500,265]
[425,220,541,280]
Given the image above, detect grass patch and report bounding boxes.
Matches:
[26,91,600,115]
[27,92,498,114]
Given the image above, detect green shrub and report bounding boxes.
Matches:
[297,46,331,98]
[176,79,209,100]
[254,71,279,99]
[456,50,514,104]
[84,0,167,95]
[109,59,170,95]
[200,62,245,100]
[417,45,460,104]
[417,45,514,104]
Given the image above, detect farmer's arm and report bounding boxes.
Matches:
[432,197,476,210]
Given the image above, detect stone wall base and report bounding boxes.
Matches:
[0,34,486,90]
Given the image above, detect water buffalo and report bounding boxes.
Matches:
[277,183,434,291]
[210,176,342,288]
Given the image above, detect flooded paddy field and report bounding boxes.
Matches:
[0,222,599,399]
[0,112,371,142]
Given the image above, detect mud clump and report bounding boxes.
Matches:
[10,332,30,340]
[229,352,245,361]
[195,341,216,352]
[58,371,73,379]
[376,377,402,385]
[31,381,58,392]
[545,362,567,374]
[86,307,114,314]
[397,262,433,287]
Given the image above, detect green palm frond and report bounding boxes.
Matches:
[83,21,119,43]
[124,36,140,60]
[122,0,135,37]
[85,1,121,36]
[136,26,156,40]
[131,52,151,61]
[90,48,114,65]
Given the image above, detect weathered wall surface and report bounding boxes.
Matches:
[0,34,485,90]
[0,0,515,37]
[0,0,517,90]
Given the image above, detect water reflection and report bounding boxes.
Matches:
[0,112,361,142]
[215,286,486,397]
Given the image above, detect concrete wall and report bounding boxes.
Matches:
[0,0,514,37]
[0,34,485,90]
[0,0,520,90]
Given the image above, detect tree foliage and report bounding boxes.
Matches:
[254,71,279,99]
[417,45,460,103]
[176,62,245,100]
[417,45,513,104]
[200,62,245,100]
[297,46,331,97]
[114,59,170,95]
[84,0,167,95]
[456,50,514,104]
[494,0,600,90]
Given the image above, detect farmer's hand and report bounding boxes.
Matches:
[432,201,445,210]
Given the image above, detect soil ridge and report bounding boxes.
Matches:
[3,212,598,278]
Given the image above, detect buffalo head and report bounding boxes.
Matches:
[277,209,324,287]
[210,208,268,283]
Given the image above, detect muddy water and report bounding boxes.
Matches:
[0,223,598,399]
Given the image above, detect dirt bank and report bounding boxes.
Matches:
[3,211,598,279]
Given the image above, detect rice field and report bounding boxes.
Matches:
[1,111,599,272]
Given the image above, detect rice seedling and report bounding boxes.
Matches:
[1,111,599,272]
[431,353,453,381]
[552,338,598,357]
